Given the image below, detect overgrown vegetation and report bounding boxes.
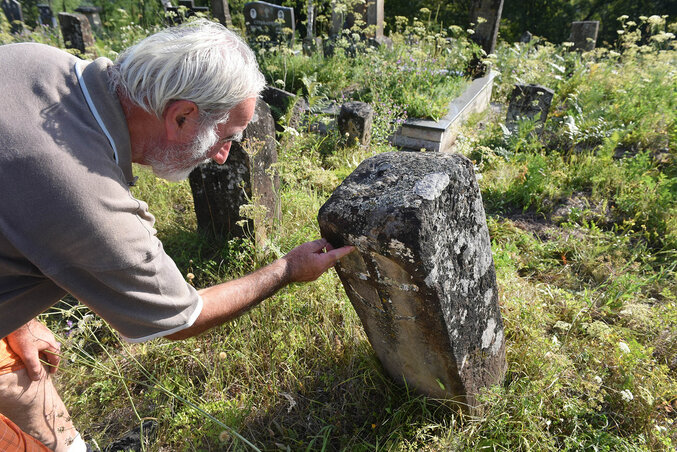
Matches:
[1,4,676,451]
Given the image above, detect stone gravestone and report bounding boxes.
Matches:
[74,5,102,34]
[1,0,23,34]
[244,1,295,48]
[178,0,209,16]
[37,4,56,28]
[318,152,506,409]
[569,21,599,51]
[210,0,232,27]
[330,0,384,43]
[338,101,373,146]
[505,84,554,136]
[261,86,309,132]
[519,30,532,43]
[469,0,504,55]
[189,99,279,242]
[58,12,96,56]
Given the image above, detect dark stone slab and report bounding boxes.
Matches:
[210,0,232,27]
[189,99,279,242]
[469,0,504,55]
[506,84,554,135]
[318,152,506,409]
[569,21,599,51]
[519,30,532,43]
[338,101,373,146]
[58,12,96,56]
[330,0,383,42]
[1,0,23,34]
[244,1,295,47]
[74,5,102,33]
[37,4,56,28]
[261,86,309,132]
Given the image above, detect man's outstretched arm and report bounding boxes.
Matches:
[166,239,354,340]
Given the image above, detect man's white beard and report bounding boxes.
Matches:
[146,126,220,182]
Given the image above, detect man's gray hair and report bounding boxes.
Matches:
[110,19,265,124]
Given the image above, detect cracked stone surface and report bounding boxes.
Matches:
[318,151,506,408]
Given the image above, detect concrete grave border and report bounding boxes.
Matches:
[391,70,498,152]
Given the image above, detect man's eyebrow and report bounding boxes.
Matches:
[219,131,244,143]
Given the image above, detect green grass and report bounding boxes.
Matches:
[12,11,677,452]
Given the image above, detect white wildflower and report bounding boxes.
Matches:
[619,341,631,354]
[593,375,603,385]
[620,389,634,402]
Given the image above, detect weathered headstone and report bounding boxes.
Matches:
[58,12,96,56]
[74,5,102,33]
[330,0,384,43]
[318,152,506,409]
[37,4,56,28]
[519,30,532,43]
[338,101,373,146]
[469,0,504,55]
[244,1,295,47]
[178,0,208,15]
[1,0,23,34]
[261,86,309,132]
[210,0,232,27]
[569,20,599,51]
[189,99,279,241]
[505,84,554,136]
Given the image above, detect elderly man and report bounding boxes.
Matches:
[0,19,353,451]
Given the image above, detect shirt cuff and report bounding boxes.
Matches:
[121,294,204,343]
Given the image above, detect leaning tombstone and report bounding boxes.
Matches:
[518,30,532,43]
[37,4,56,28]
[189,99,279,242]
[469,0,504,55]
[1,0,24,34]
[318,152,507,410]
[569,20,599,51]
[210,0,232,27]
[58,12,96,57]
[505,84,554,136]
[338,101,373,146]
[244,1,295,48]
[74,5,102,34]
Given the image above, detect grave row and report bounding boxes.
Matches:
[2,0,601,56]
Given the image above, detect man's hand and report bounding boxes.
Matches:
[281,238,355,283]
[6,319,61,381]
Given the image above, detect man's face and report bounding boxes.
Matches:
[146,97,257,181]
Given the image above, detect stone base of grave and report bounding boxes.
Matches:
[318,151,506,410]
[391,71,497,152]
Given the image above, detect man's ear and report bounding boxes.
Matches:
[163,100,200,142]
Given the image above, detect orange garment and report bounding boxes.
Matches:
[0,338,25,376]
[0,413,51,452]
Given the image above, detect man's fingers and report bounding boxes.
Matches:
[326,245,355,262]
[23,354,45,381]
[43,349,61,374]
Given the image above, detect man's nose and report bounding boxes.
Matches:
[212,141,231,164]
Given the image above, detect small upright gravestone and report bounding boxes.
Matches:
[330,0,384,43]
[338,101,373,146]
[189,99,279,242]
[506,84,554,136]
[58,12,96,56]
[469,0,504,55]
[569,21,599,51]
[244,1,295,47]
[318,152,506,409]
[210,0,232,27]
[1,0,23,34]
[37,4,56,28]
[74,5,102,34]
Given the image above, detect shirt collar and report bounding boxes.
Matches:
[76,58,136,186]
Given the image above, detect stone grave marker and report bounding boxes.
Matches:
[189,99,279,242]
[178,0,209,16]
[569,20,599,51]
[74,5,102,34]
[519,30,532,43]
[330,0,384,43]
[37,4,56,28]
[244,1,295,47]
[469,0,504,55]
[58,12,96,56]
[261,86,309,132]
[338,101,373,146]
[505,84,554,136]
[1,0,23,34]
[210,0,232,27]
[318,152,506,409]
